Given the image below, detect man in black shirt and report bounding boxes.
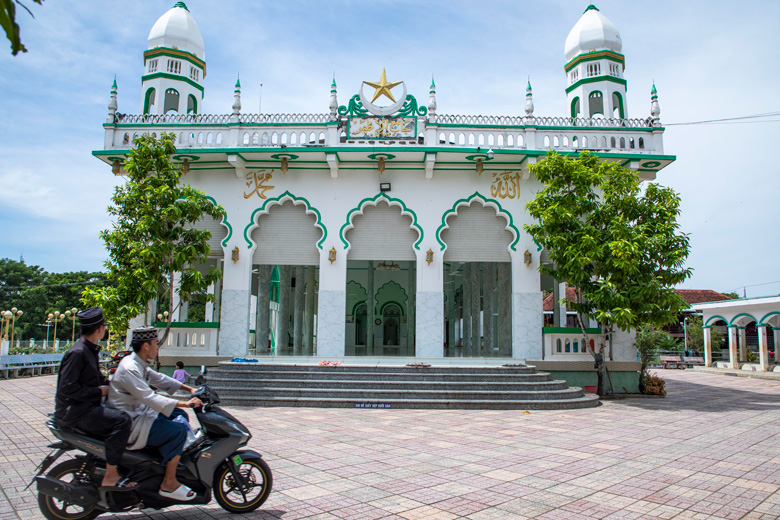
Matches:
[54,307,133,488]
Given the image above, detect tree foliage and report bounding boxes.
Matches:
[1,0,42,55]
[525,151,692,395]
[83,133,225,342]
[686,315,724,352]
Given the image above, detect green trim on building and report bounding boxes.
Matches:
[144,47,206,76]
[436,192,520,252]
[759,311,780,325]
[729,313,758,326]
[153,321,219,329]
[244,191,327,249]
[564,50,625,73]
[340,193,424,250]
[542,327,601,335]
[202,195,232,247]
[142,72,205,94]
[565,75,627,95]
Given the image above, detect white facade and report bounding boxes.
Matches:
[99,3,672,362]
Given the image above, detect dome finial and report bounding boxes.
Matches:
[329,75,339,120]
[232,75,241,117]
[173,1,189,11]
[650,82,660,121]
[108,76,118,121]
[428,75,437,119]
[524,77,534,117]
[584,4,599,13]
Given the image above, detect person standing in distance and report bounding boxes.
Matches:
[54,307,134,488]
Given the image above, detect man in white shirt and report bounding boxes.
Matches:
[108,326,203,502]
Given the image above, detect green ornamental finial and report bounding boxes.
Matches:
[173,2,189,11]
[651,83,657,96]
[331,75,337,89]
[430,75,436,89]
[235,76,241,89]
[112,75,117,90]
[584,4,599,13]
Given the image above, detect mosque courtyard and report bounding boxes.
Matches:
[0,370,778,519]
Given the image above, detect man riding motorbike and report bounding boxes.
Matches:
[54,307,133,489]
[107,326,203,501]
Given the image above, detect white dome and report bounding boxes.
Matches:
[147,2,205,60]
[564,5,621,63]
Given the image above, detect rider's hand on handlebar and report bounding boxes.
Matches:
[99,385,109,397]
[186,397,203,409]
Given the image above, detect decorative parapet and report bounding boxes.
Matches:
[436,114,655,128]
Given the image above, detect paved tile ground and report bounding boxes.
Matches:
[1,370,779,519]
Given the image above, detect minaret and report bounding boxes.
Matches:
[524,79,534,117]
[232,77,242,121]
[141,2,206,115]
[564,5,627,120]
[108,77,118,123]
[650,83,661,123]
[428,76,437,121]
[329,77,338,121]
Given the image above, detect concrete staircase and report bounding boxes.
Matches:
[206,363,600,410]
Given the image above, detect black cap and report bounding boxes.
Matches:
[132,326,158,343]
[76,307,105,328]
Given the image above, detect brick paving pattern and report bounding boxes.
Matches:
[0,370,778,519]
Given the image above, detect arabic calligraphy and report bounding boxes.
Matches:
[350,117,415,139]
[244,170,274,199]
[490,171,521,199]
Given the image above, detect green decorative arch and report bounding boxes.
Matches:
[435,191,520,252]
[758,311,780,326]
[244,191,327,249]
[339,192,423,250]
[703,315,728,328]
[347,280,368,316]
[202,195,233,248]
[570,96,580,119]
[143,87,156,115]
[729,313,758,326]
[611,91,624,119]
[375,280,408,315]
[380,300,405,316]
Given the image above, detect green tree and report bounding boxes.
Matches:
[525,151,692,396]
[721,292,739,300]
[686,315,724,353]
[83,133,225,345]
[1,0,42,55]
[635,324,667,392]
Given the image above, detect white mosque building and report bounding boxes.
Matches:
[98,3,673,386]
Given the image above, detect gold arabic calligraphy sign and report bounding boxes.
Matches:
[490,171,521,199]
[244,170,275,199]
[350,117,415,139]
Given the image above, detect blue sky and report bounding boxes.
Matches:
[1,1,778,297]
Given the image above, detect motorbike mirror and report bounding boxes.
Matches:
[195,373,206,385]
[200,365,207,375]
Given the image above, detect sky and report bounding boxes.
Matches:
[1,0,778,297]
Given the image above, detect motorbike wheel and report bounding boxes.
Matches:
[37,459,99,520]
[213,457,273,513]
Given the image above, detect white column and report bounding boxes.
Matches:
[416,249,444,358]
[703,327,713,367]
[406,261,416,355]
[552,280,562,327]
[217,246,252,357]
[470,262,481,356]
[304,266,315,355]
[511,250,542,361]
[758,326,769,372]
[366,261,374,355]
[483,262,494,356]
[213,260,223,322]
[171,271,182,321]
[293,266,305,355]
[316,246,346,357]
[498,263,512,357]
[738,328,747,362]
[462,263,472,356]
[277,265,291,355]
[204,283,215,322]
[1,340,8,356]
[728,327,739,369]
[557,282,567,327]
[179,301,189,322]
[256,266,271,355]
[774,328,780,359]
[446,279,457,357]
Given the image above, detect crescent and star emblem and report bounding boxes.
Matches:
[363,68,403,103]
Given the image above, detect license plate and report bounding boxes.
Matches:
[232,454,242,465]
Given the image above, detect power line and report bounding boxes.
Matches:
[666,111,780,126]
[0,280,108,291]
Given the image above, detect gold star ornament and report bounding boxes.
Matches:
[363,68,403,103]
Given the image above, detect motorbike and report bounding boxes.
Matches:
[30,377,272,519]
[103,350,132,377]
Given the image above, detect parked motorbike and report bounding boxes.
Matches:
[104,350,132,376]
[30,379,272,519]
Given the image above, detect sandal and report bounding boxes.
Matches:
[99,477,137,492]
[159,483,196,501]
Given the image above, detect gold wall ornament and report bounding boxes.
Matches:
[181,158,190,174]
[426,249,434,265]
[363,68,403,103]
[243,170,275,199]
[280,157,288,173]
[377,156,386,173]
[524,249,532,266]
[328,247,337,264]
[476,158,484,175]
[232,246,240,263]
[491,171,522,199]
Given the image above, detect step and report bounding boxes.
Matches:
[206,378,570,392]
[206,370,553,383]
[216,394,601,410]
[214,387,585,401]
[213,364,538,375]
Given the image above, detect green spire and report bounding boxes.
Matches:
[235,76,241,89]
[173,2,189,11]
[430,75,436,89]
[111,75,117,90]
[584,4,599,12]
[331,75,337,90]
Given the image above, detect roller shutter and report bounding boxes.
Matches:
[346,201,416,261]
[441,203,513,262]
[188,216,228,257]
[251,201,322,265]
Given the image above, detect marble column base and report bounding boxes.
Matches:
[416,291,443,357]
[512,292,542,360]
[317,290,346,357]
[218,289,251,358]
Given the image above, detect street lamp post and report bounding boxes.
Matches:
[1,311,12,341]
[9,308,23,345]
[65,308,78,343]
[48,311,66,351]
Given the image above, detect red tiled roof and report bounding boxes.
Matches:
[675,289,732,305]
[543,288,732,311]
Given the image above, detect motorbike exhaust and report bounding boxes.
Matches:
[35,476,99,509]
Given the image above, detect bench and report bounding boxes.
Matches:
[660,355,683,369]
[683,356,705,368]
[0,354,64,379]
